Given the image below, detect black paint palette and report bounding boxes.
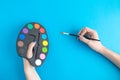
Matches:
[16,22,49,67]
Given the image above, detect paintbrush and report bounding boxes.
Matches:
[61,32,100,41]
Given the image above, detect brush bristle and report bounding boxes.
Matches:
[61,32,64,34]
[60,32,69,35]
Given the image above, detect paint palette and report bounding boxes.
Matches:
[16,22,49,67]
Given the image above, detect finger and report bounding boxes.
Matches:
[79,28,87,36]
[79,35,89,44]
[28,42,36,51]
[80,27,96,35]
[85,27,96,32]
[85,28,99,39]
[27,42,36,59]
[77,27,86,35]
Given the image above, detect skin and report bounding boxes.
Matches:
[78,27,120,68]
[23,42,41,80]
[23,27,120,80]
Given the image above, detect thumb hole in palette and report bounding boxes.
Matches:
[16,22,49,67]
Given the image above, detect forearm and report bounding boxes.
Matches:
[23,59,41,80]
[24,68,41,80]
[23,42,41,80]
[98,46,120,68]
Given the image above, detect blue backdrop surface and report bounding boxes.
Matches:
[0,0,120,80]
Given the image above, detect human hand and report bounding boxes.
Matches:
[23,42,41,80]
[78,27,104,52]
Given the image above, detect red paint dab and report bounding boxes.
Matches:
[40,27,45,33]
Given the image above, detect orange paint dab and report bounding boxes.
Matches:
[34,24,40,29]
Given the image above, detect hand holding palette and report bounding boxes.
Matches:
[16,22,49,67]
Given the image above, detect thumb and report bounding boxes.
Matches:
[27,42,36,59]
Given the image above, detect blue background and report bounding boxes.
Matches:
[0,0,120,80]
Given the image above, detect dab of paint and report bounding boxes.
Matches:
[40,27,45,33]
[27,24,33,29]
[19,34,25,40]
[42,47,48,53]
[40,53,46,60]
[22,28,28,34]
[17,41,24,47]
[42,40,48,46]
[41,34,47,39]
[34,24,40,29]
[35,59,42,66]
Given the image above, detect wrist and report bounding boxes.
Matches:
[97,45,106,54]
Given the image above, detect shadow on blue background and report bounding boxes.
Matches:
[0,0,120,80]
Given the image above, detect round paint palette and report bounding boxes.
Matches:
[16,22,49,67]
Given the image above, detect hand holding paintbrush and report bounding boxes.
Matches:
[61,27,103,52]
[61,27,120,68]
[61,27,100,41]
